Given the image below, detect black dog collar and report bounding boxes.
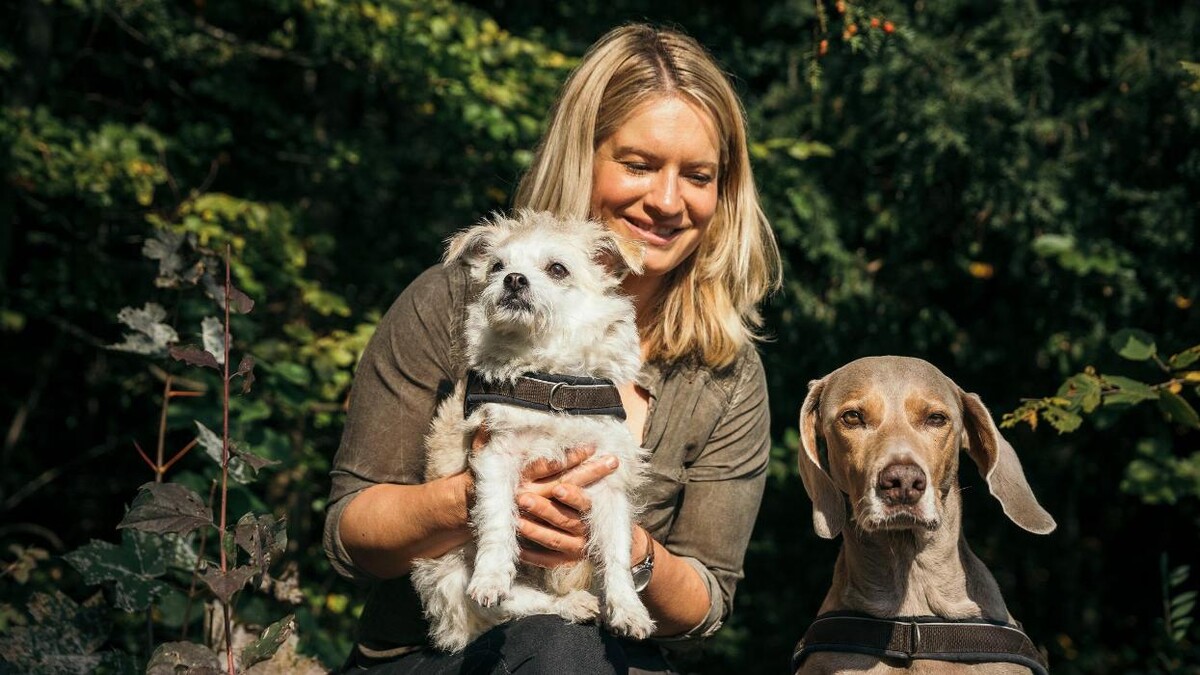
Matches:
[792,612,1048,675]
[463,370,626,420]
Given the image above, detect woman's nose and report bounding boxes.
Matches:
[644,172,683,217]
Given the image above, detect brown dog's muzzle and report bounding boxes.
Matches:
[876,462,927,507]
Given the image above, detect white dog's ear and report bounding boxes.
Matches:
[960,390,1057,535]
[798,377,845,539]
[443,220,507,269]
[593,228,645,281]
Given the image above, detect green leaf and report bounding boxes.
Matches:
[118,482,213,535]
[1158,390,1200,428]
[240,614,296,669]
[63,531,170,612]
[1044,406,1082,433]
[1057,373,1102,413]
[1109,328,1157,361]
[1102,375,1159,406]
[1170,565,1191,587]
[1171,594,1196,620]
[1169,346,1200,370]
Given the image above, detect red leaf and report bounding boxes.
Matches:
[228,285,255,314]
[169,345,220,371]
[235,354,256,394]
[199,565,257,604]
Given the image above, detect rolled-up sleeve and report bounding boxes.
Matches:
[661,348,771,639]
[322,264,464,582]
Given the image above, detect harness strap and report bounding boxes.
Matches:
[792,613,1048,675]
[464,370,626,420]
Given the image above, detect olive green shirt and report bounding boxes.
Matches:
[323,263,771,656]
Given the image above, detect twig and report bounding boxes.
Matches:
[155,374,172,483]
[220,242,234,675]
[182,480,217,641]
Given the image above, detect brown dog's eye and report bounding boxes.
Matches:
[547,262,569,280]
[840,410,864,427]
[926,412,948,427]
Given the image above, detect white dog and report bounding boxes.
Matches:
[410,211,655,652]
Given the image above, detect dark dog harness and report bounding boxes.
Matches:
[792,612,1049,674]
[463,370,626,420]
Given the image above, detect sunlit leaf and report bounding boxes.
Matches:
[1102,375,1158,406]
[201,316,226,366]
[110,303,179,356]
[240,614,296,669]
[1109,328,1157,361]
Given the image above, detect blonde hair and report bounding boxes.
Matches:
[514,24,781,369]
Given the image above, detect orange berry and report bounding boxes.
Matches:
[870,17,880,28]
[847,23,858,36]
[835,0,846,14]
[819,39,829,56]
[883,20,895,33]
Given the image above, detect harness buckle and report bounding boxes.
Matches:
[908,620,921,658]
[547,381,566,411]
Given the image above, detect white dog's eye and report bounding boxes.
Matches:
[546,262,569,280]
[490,261,504,274]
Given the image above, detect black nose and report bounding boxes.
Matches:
[503,273,528,292]
[877,463,927,506]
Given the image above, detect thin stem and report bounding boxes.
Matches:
[133,440,158,473]
[161,438,199,473]
[220,243,233,674]
[182,480,217,642]
[155,374,173,483]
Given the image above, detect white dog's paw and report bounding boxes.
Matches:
[467,571,513,608]
[555,590,600,623]
[604,599,654,640]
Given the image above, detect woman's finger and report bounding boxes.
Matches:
[556,455,619,489]
[545,483,593,515]
[518,493,587,534]
[517,516,587,557]
[522,445,596,481]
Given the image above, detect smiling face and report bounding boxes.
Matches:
[590,95,721,286]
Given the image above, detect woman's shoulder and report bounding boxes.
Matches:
[378,263,471,329]
[663,343,765,405]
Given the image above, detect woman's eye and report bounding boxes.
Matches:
[688,173,714,186]
[840,410,864,426]
[547,262,569,280]
[927,412,948,427]
[490,261,503,274]
[622,162,650,174]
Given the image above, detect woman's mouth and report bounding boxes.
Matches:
[624,218,683,245]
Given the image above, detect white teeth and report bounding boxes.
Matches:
[649,226,677,237]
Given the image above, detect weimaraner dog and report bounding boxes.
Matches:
[793,356,1055,675]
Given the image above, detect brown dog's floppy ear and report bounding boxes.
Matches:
[960,390,1057,534]
[594,227,645,281]
[798,377,846,539]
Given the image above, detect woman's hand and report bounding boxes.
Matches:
[471,428,619,568]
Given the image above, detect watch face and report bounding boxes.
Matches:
[632,562,653,592]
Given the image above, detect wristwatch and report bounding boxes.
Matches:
[631,536,655,593]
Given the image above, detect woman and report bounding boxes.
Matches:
[324,23,781,674]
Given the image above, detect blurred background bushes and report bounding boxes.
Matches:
[1,0,1197,672]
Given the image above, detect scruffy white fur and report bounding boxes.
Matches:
[410,211,654,652]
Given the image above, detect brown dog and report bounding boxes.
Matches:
[793,356,1055,674]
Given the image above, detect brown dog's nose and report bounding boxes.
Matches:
[877,463,927,506]
[504,272,528,292]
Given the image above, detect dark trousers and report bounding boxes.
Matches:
[344,615,675,675]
